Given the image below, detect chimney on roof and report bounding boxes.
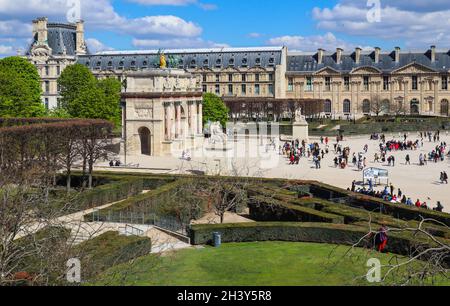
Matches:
[32,17,48,45]
[374,47,381,64]
[76,20,87,55]
[317,48,325,65]
[394,47,401,63]
[355,47,362,64]
[336,48,343,65]
[430,45,436,63]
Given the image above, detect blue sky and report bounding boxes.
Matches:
[1,0,450,56]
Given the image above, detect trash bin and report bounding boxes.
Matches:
[213,232,221,247]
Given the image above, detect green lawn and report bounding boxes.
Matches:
[92,242,449,286]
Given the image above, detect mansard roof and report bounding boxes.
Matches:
[27,23,86,56]
[287,49,450,74]
[77,47,283,71]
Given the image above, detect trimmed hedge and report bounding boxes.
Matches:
[84,179,207,225]
[75,231,152,281]
[189,222,449,265]
[249,195,344,224]
[308,181,450,226]
[74,176,144,210]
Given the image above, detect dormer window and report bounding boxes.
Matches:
[142,60,148,67]
[203,59,209,66]
[131,61,136,67]
[268,57,275,66]
[107,61,113,67]
[216,58,222,67]
[255,58,261,65]
[190,59,197,67]
[97,61,101,67]
[229,58,235,66]
[242,58,248,67]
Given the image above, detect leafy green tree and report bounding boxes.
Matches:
[97,78,122,126]
[0,56,44,117]
[57,64,97,111]
[58,65,121,124]
[202,93,229,127]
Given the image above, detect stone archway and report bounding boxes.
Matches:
[138,127,151,156]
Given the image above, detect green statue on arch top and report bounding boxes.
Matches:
[155,49,182,69]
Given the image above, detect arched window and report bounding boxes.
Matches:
[410,99,420,115]
[441,99,449,116]
[138,127,151,156]
[362,99,371,114]
[343,99,351,114]
[324,99,332,113]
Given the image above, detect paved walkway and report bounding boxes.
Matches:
[17,193,192,253]
[98,132,450,212]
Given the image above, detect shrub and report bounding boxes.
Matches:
[74,231,152,281]
[249,195,344,224]
[189,222,447,262]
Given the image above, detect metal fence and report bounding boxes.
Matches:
[90,210,189,236]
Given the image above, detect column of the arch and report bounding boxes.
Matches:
[197,100,203,134]
[187,101,193,136]
[169,102,175,140]
[175,102,181,138]
[191,101,198,137]
[164,102,170,140]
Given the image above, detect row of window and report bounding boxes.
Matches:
[203,73,274,83]
[202,84,274,96]
[322,99,450,115]
[287,76,450,92]
[87,56,275,69]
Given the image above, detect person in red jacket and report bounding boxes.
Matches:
[415,199,421,208]
[375,225,388,253]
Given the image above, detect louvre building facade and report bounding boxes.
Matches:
[26,18,450,118]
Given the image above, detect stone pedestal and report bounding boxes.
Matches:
[292,121,309,142]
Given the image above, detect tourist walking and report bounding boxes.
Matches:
[405,154,410,165]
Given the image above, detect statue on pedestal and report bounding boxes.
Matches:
[209,122,227,145]
[294,107,306,123]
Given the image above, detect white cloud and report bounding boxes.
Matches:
[85,38,114,53]
[133,37,229,49]
[0,44,14,55]
[313,1,450,49]
[127,0,217,10]
[267,32,366,52]
[248,32,263,38]
[0,0,223,55]
[122,16,202,38]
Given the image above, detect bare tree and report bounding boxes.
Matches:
[81,121,114,189]
[341,216,450,285]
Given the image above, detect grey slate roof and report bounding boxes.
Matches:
[287,50,450,74]
[77,48,282,71]
[27,23,87,56]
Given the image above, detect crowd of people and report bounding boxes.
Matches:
[280,139,330,169]
[278,128,448,213]
[351,181,445,212]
